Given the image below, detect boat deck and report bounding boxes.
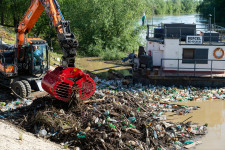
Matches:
[148,70,225,78]
[133,69,225,87]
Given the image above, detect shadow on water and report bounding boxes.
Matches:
[96,69,132,80]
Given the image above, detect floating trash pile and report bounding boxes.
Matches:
[94,76,225,102]
[0,71,216,149]
[0,89,207,150]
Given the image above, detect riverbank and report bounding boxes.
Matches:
[0,120,63,150]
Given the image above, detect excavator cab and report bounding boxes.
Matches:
[31,44,48,74]
[22,38,49,75]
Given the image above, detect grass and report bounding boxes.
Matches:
[102,50,127,61]
[49,51,63,66]
[49,51,82,69]
[97,69,131,79]
[64,144,69,149]
[0,25,15,44]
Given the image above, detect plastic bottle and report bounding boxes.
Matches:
[1,102,6,106]
[184,141,194,144]
[128,124,136,128]
[154,130,157,139]
[136,107,140,111]
[158,112,163,116]
[109,123,115,129]
[174,141,183,146]
[107,117,118,123]
[39,129,47,137]
[128,117,136,122]
[77,131,86,138]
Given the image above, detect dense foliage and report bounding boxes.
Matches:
[0,0,199,59]
[197,0,225,24]
[144,0,199,15]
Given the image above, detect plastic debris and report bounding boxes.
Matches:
[0,73,210,149]
[38,129,47,137]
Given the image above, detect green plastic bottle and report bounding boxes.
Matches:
[129,124,136,128]
[109,123,115,129]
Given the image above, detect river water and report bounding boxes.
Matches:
[145,13,207,28]
[168,100,225,150]
[139,14,208,43]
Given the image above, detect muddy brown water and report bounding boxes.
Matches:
[168,100,225,150]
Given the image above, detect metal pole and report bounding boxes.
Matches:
[194,60,196,77]
[211,60,213,78]
[209,14,212,44]
[222,30,223,42]
[160,58,163,76]
[177,59,180,76]
[165,27,167,38]
[180,28,181,44]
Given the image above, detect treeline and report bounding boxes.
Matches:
[0,0,199,59]
[197,0,225,23]
[0,0,31,27]
[145,0,200,15]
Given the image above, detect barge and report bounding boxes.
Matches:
[134,22,225,87]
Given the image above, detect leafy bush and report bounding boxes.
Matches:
[102,48,127,61]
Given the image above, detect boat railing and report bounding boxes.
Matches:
[147,24,225,45]
[160,58,225,78]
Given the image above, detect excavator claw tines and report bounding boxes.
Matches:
[77,80,95,100]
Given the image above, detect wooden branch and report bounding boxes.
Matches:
[83,97,106,104]
[125,92,147,112]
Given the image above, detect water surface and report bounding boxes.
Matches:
[169,100,225,150]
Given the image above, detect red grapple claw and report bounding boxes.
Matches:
[41,66,96,102]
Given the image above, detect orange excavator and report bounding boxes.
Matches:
[0,0,95,102]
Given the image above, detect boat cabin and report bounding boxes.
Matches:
[145,23,225,77]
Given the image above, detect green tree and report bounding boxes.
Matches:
[154,0,167,15]
[173,0,182,14]
[197,0,225,23]
[60,0,145,57]
[0,0,30,27]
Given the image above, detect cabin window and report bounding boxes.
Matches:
[182,48,208,64]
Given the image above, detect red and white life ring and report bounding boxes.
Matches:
[213,48,224,59]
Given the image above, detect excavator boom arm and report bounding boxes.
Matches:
[16,0,78,67]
